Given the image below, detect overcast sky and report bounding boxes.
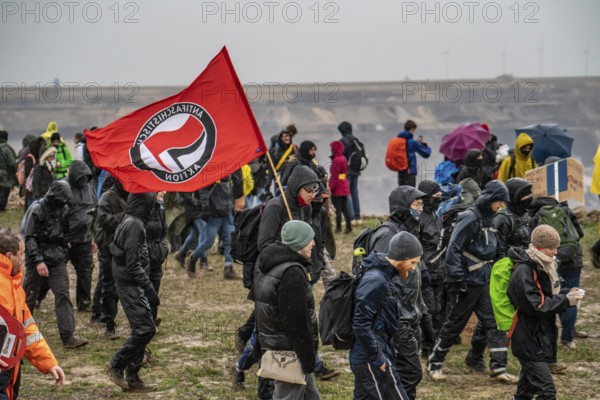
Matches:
[1,0,598,86]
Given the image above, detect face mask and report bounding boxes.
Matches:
[409,208,421,220]
[520,197,533,210]
[429,197,442,210]
[520,148,531,156]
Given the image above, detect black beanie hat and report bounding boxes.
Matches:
[50,132,61,142]
[387,232,423,261]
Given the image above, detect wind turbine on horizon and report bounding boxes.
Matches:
[537,40,544,77]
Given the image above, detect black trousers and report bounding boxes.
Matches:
[428,283,507,374]
[351,361,409,400]
[110,277,156,377]
[421,282,448,338]
[99,246,119,329]
[331,196,352,231]
[394,323,422,400]
[0,366,20,400]
[24,259,76,343]
[397,170,416,187]
[68,242,94,311]
[514,359,556,400]
[149,259,164,322]
[0,186,11,211]
[91,260,103,320]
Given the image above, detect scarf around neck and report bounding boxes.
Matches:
[525,243,560,294]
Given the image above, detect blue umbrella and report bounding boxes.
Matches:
[514,123,573,165]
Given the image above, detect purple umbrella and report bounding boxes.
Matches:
[439,123,490,162]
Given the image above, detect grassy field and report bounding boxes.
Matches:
[2,207,599,400]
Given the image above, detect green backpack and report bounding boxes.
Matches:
[534,205,581,263]
[490,257,518,332]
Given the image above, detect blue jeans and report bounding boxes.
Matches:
[348,175,360,220]
[195,213,234,263]
[237,326,260,371]
[180,217,207,260]
[559,267,581,342]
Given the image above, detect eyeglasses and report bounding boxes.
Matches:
[301,186,319,195]
[412,200,424,207]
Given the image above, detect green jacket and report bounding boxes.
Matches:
[54,142,73,179]
[490,257,516,331]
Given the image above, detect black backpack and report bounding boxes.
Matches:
[348,138,368,172]
[319,271,362,350]
[231,204,266,264]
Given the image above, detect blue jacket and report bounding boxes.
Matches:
[349,253,399,367]
[397,130,431,175]
[444,180,508,286]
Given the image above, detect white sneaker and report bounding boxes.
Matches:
[429,369,447,382]
[562,341,576,350]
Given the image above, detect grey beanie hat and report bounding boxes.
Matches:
[387,232,423,261]
[281,220,315,251]
[531,224,561,249]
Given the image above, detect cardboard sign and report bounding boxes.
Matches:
[525,158,584,204]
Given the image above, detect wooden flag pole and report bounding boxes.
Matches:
[265,151,293,221]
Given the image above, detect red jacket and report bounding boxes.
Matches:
[329,141,350,197]
[0,254,58,399]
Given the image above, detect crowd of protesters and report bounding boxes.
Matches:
[0,119,597,400]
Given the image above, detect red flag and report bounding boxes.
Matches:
[85,47,266,193]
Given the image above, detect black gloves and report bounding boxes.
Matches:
[145,286,160,308]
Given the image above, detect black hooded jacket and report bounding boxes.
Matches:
[456,149,485,188]
[23,181,72,267]
[507,247,570,362]
[492,178,532,260]
[269,130,294,170]
[338,121,361,176]
[95,180,128,248]
[257,165,318,252]
[418,181,445,282]
[279,140,327,193]
[110,193,156,289]
[369,186,427,324]
[445,180,508,286]
[254,242,317,374]
[65,160,96,244]
[146,200,168,266]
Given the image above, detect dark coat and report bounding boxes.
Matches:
[349,253,399,367]
[110,193,155,289]
[23,181,72,267]
[507,247,570,362]
[493,178,533,260]
[456,149,485,189]
[95,181,128,248]
[254,242,317,374]
[444,180,508,286]
[0,137,17,188]
[418,181,445,283]
[65,161,96,244]
[396,130,432,175]
[338,122,361,176]
[257,165,318,252]
[146,201,168,266]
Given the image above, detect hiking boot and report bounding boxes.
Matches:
[105,362,128,389]
[549,362,568,374]
[231,365,245,390]
[63,335,89,349]
[223,263,238,280]
[491,372,518,384]
[428,369,447,382]
[335,227,342,233]
[465,355,486,373]
[200,258,213,271]
[314,365,340,380]
[124,375,157,393]
[175,250,187,269]
[562,340,576,350]
[90,314,103,324]
[104,326,119,341]
[186,257,198,279]
[155,317,162,327]
[574,330,589,339]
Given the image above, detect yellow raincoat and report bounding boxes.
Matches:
[497,133,538,182]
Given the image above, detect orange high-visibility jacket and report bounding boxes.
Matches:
[0,254,58,399]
